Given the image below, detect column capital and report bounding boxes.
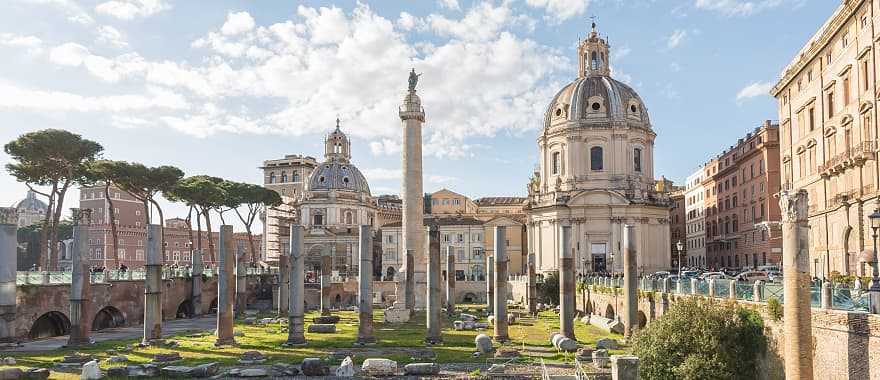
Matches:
[779,190,809,223]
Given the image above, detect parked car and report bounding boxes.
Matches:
[735,271,770,283]
[681,270,702,279]
[766,270,783,282]
[700,272,732,280]
[757,265,780,272]
[650,271,671,279]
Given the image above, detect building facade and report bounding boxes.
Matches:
[702,122,783,270]
[381,217,486,281]
[525,23,672,275]
[669,186,687,269]
[12,191,47,228]
[772,0,880,277]
[260,154,318,262]
[684,167,707,267]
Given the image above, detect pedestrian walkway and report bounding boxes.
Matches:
[4,315,216,352]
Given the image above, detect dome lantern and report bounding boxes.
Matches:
[324,118,351,163]
[578,22,610,78]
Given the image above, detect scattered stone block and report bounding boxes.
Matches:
[576,347,594,362]
[2,357,15,365]
[487,364,506,374]
[24,368,50,380]
[244,310,258,316]
[453,320,464,330]
[494,348,520,358]
[270,364,300,377]
[474,322,488,329]
[236,368,268,378]
[507,314,517,325]
[152,352,182,364]
[80,360,102,380]
[611,355,639,380]
[106,356,127,364]
[596,338,619,350]
[335,356,355,377]
[487,315,495,325]
[556,337,578,352]
[384,307,411,323]
[550,333,563,348]
[0,368,23,380]
[243,317,257,325]
[238,351,267,364]
[593,349,610,368]
[475,334,493,354]
[361,358,397,377]
[313,315,340,324]
[190,363,219,378]
[233,331,245,337]
[300,358,329,377]
[580,315,591,324]
[404,363,439,376]
[106,368,127,378]
[307,324,336,333]
[459,313,477,322]
[159,366,193,378]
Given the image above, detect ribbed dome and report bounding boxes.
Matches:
[544,76,650,127]
[308,161,371,195]
[13,191,47,211]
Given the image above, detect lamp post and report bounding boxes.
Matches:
[676,240,683,278]
[867,209,880,314]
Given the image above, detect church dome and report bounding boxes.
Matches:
[13,191,47,212]
[308,161,371,195]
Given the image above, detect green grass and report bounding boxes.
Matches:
[4,304,627,379]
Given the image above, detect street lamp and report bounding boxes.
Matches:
[676,240,684,278]
[867,209,880,314]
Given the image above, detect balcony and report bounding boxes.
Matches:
[818,141,877,177]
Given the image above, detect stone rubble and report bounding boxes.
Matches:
[300,358,329,376]
[475,334,493,354]
[596,338,619,350]
[403,363,439,376]
[307,324,336,333]
[335,356,355,377]
[79,360,102,380]
[593,349,610,368]
[361,358,397,377]
[238,351,267,364]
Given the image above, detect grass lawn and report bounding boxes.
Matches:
[3,304,627,379]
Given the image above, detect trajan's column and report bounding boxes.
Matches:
[399,68,427,309]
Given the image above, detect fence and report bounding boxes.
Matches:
[584,275,874,313]
[14,265,276,286]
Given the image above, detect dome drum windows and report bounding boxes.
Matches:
[586,96,606,115]
[590,146,604,171]
[627,100,642,119]
[633,148,643,173]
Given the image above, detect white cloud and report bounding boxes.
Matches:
[0,82,188,112]
[611,45,631,62]
[438,0,461,11]
[397,12,421,31]
[370,139,402,156]
[16,0,94,24]
[694,0,788,17]
[49,42,90,65]
[666,29,687,49]
[221,11,255,36]
[428,2,534,41]
[525,0,590,22]
[736,80,774,102]
[0,33,44,55]
[50,43,147,82]
[96,25,128,48]
[362,168,402,181]
[95,0,170,20]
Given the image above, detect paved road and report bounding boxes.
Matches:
[3,315,217,352]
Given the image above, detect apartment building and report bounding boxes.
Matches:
[684,167,707,267]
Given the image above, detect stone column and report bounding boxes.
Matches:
[399,79,426,311]
[622,225,637,340]
[559,224,576,340]
[357,225,376,344]
[528,253,537,315]
[285,225,306,346]
[142,223,163,345]
[0,208,18,344]
[493,226,509,342]
[320,251,332,315]
[446,246,456,315]
[405,249,415,310]
[68,210,92,347]
[779,190,813,380]
[215,225,235,346]
[277,251,289,318]
[425,226,443,344]
[821,281,832,309]
[486,255,494,316]
[235,245,247,318]
[191,248,203,316]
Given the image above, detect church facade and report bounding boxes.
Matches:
[525,24,672,275]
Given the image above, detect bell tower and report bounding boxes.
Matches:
[577,22,610,78]
[324,118,351,162]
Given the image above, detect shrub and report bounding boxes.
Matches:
[537,271,560,306]
[633,298,767,380]
[766,298,782,321]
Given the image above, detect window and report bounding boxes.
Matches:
[386,235,393,243]
[590,146,603,171]
[313,214,323,226]
[269,172,276,184]
[808,107,815,131]
[136,249,144,260]
[863,59,870,91]
[862,14,869,28]
[827,91,835,118]
[551,152,560,175]
[841,32,849,48]
[826,52,832,65]
[633,148,642,172]
[843,77,851,105]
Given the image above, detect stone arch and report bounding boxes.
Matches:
[176,300,194,319]
[585,301,594,314]
[604,304,615,319]
[92,306,126,331]
[384,266,396,281]
[461,292,478,304]
[29,311,71,339]
[637,310,647,329]
[208,298,219,314]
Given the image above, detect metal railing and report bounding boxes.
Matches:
[15,265,273,286]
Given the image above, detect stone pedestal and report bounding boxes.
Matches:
[68,218,92,347]
[320,253,332,314]
[191,249,203,316]
[622,225,637,340]
[780,190,812,380]
[142,224,163,345]
[559,225,575,340]
[285,226,306,346]
[357,225,376,344]
[493,226,509,342]
[486,255,494,316]
[527,253,537,315]
[446,246,456,315]
[610,355,639,380]
[425,226,442,344]
[216,225,236,346]
[277,254,289,317]
[0,208,18,344]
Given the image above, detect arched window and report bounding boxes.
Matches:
[633,148,642,172]
[281,172,288,183]
[551,152,560,175]
[313,213,323,226]
[590,146,603,171]
[345,211,353,225]
[269,172,276,184]
[292,171,300,182]
[591,51,599,70]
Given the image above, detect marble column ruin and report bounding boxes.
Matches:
[235,245,247,318]
[285,225,306,346]
[493,226,509,342]
[780,190,812,380]
[191,248,203,316]
[559,224,576,340]
[277,251,289,318]
[445,246,456,315]
[425,226,443,344]
[0,208,17,344]
[486,255,494,316]
[405,249,415,310]
[68,209,92,347]
[622,225,637,340]
[528,253,537,315]
[142,223,163,345]
[399,70,427,310]
[215,225,235,346]
[320,251,332,314]
[357,225,376,344]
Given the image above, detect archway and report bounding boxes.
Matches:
[637,311,647,329]
[29,311,71,339]
[208,298,218,314]
[385,267,396,281]
[92,306,126,331]
[604,304,615,319]
[176,300,194,319]
[585,301,594,314]
[461,292,478,304]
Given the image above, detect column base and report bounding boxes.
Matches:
[140,338,165,347]
[355,337,377,345]
[424,337,443,345]
[282,339,307,347]
[214,338,237,347]
[494,335,510,343]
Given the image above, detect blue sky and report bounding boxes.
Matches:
[0,0,837,231]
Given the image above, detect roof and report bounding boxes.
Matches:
[308,160,371,195]
[14,191,47,212]
[545,75,650,127]
[474,197,527,206]
[381,216,484,228]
